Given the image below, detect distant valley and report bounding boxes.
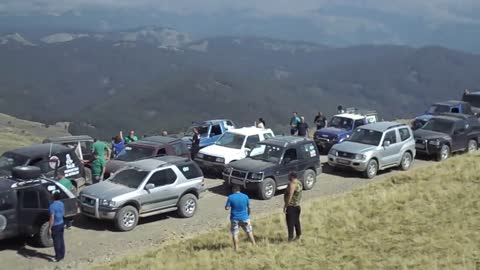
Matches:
[1,26,479,138]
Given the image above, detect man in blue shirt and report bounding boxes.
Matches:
[225,185,256,251]
[49,191,65,262]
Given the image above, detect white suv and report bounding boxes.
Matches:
[196,127,275,173]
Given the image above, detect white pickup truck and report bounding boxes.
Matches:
[195,127,275,173]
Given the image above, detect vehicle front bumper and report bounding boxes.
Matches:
[328,155,368,172]
[79,196,118,220]
[222,172,262,190]
[415,141,442,156]
[314,138,336,151]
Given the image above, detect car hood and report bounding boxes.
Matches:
[200,145,241,159]
[332,141,377,154]
[414,129,451,140]
[415,114,433,122]
[106,160,127,174]
[315,127,350,138]
[228,158,274,173]
[81,180,135,200]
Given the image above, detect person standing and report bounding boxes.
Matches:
[225,185,256,251]
[283,172,303,242]
[290,112,301,135]
[297,116,310,138]
[256,118,266,129]
[111,131,126,158]
[124,130,139,143]
[191,128,200,161]
[56,173,75,229]
[92,138,111,161]
[49,191,65,262]
[314,112,327,130]
[91,153,106,183]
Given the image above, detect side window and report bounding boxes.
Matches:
[176,163,203,179]
[30,158,51,173]
[354,119,365,128]
[283,148,298,162]
[226,121,234,128]
[210,125,222,137]
[21,189,40,209]
[301,143,318,159]
[245,135,260,149]
[451,107,459,113]
[148,168,177,187]
[157,148,167,156]
[384,130,397,144]
[399,128,411,141]
[263,132,274,140]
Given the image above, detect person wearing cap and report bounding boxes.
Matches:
[49,191,65,262]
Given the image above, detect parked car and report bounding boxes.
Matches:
[196,127,275,173]
[223,136,321,200]
[105,136,190,177]
[0,144,89,188]
[182,119,236,149]
[462,90,480,115]
[314,109,378,153]
[79,156,206,232]
[412,100,474,130]
[43,135,95,161]
[414,113,480,161]
[328,122,416,178]
[0,166,77,247]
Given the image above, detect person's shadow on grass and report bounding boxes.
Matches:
[17,246,52,261]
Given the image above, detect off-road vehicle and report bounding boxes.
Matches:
[43,135,95,161]
[462,90,480,115]
[0,166,77,247]
[106,136,190,177]
[182,119,236,149]
[223,136,321,200]
[0,144,89,189]
[412,100,474,130]
[196,127,274,173]
[328,122,416,178]
[314,108,378,153]
[79,156,205,232]
[414,113,480,161]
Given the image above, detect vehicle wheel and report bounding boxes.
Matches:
[399,152,413,171]
[258,178,276,200]
[363,159,378,179]
[177,194,197,218]
[35,222,53,247]
[302,169,316,190]
[467,140,478,153]
[436,145,450,161]
[84,167,92,185]
[114,206,139,232]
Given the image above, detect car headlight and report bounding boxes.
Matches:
[197,153,204,159]
[216,157,225,163]
[354,154,366,160]
[249,172,264,180]
[100,199,116,208]
[428,139,441,146]
[329,149,338,156]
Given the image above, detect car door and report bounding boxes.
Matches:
[17,186,50,235]
[277,147,299,186]
[380,129,402,167]
[451,120,468,151]
[139,168,179,213]
[244,135,260,158]
[298,142,319,173]
[42,182,77,217]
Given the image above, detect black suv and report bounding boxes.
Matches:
[0,166,77,247]
[0,144,89,189]
[223,136,321,200]
[414,113,480,161]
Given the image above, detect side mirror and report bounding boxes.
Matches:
[145,183,155,190]
[383,140,391,147]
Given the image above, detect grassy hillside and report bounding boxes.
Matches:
[0,113,70,153]
[95,153,480,270]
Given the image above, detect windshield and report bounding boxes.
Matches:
[249,143,284,163]
[0,191,14,211]
[349,128,383,146]
[0,153,28,171]
[329,117,354,130]
[215,132,245,149]
[109,169,149,189]
[185,125,209,137]
[427,105,450,114]
[116,146,155,162]
[422,119,454,134]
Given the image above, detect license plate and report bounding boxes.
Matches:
[416,144,425,149]
[337,159,350,165]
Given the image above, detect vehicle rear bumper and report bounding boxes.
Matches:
[328,155,368,171]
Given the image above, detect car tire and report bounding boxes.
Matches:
[302,169,316,190]
[114,205,139,232]
[258,178,276,200]
[177,194,198,218]
[35,222,53,247]
[436,144,450,161]
[467,140,478,153]
[363,159,378,179]
[399,152,413,171]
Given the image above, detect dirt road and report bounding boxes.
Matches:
[0,157,434,270]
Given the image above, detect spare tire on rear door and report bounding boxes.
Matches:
[12,166,42,180]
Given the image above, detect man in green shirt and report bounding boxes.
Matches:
[56,173,75,193]
[124,130,139,143]
[91,153,106,183]
[92,138,111,161]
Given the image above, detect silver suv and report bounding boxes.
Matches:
[79,156,205,231]
[328,122,416,178]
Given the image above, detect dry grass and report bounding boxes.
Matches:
[0,113,69,153]
[94,154,480,270]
